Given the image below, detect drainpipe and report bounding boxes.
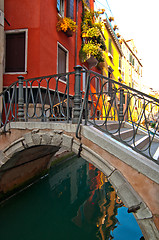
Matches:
[0,0,4,115]
[75,0,78,66]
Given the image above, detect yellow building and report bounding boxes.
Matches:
[119,39,143,122]
[98,16,123,120]
[120,39,143,90]
[101,17,123,83]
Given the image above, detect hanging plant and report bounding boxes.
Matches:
[79,0,106,64]
[79,41,103,63]
[56,16,77,36]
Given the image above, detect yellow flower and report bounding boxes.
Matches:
[56,17,77,32]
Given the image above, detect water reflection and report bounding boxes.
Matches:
[0,156,143,240]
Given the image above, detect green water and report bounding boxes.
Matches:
[0,156,144,240]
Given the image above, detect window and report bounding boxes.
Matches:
[5,30,28,73]
[108,38,112,53]
[108,38,113,59]
[129,53,132,64]
[108,66,114,96]
[66,0,74,19]
[57,0,64,17]
[82,69,87,92]
[119,56,122,69]
[57,43,68,81]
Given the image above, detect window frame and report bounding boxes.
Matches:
[108,38,113,60]
[57,0,64,17]
[57,42,69,83]
[66,0,74,19]
[5,29,28,75]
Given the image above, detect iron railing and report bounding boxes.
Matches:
[76,69,159,162]
[0,71,76,132]
[0,66,159,161]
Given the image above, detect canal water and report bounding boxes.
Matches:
[0,156,144,240]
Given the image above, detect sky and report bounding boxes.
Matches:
[94,0,159,91]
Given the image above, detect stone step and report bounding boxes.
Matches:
[131,135,149,150]
[106,122,124,131]
[114,129,134,140]
[153,146,159,161]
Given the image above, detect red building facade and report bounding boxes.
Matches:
[4,0,97,90]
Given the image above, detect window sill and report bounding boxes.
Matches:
[4,71,28,75]
[59,78,67,84]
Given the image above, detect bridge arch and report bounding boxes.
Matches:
[0,124,159,239]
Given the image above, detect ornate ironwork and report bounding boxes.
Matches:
[76,70,159,162]
[0,71,76,132]
[0,67,159,162]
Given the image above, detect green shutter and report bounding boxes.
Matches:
[109,39,112,54]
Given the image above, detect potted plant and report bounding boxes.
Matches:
[79,41,104,68]
[56,16,77,37]
[79,0,106,67]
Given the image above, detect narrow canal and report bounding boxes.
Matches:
[0,156,144,240]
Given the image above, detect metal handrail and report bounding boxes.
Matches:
[0,71,75,132]
[76,69,159,162]
[0,67,159,162]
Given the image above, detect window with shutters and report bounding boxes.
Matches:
[5,29,28,73]
[108,38,113,59]
[57,0,64,17]
[66,0,74,19]
[57,43,68,81]
[108,67,114,96]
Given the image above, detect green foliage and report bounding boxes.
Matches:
[79,41,104,63]
[79,0,106,63]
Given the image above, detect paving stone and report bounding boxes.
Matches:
[4,140,25,158]
[135,202,152,220]
[41,133,51,145]
[0,151,8,166]
[72,139,80,155]
[138,218,159,240]
[62,134,73,151]
[23,132,34,147]
[31,133,41,145]
[51,133,62,146]
[108,170,127,191]
[116,182,142,208]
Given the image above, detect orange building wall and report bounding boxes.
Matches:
[4,0,99,92]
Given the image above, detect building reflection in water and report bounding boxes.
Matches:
[49,157,125,240]
[0,155,143,240]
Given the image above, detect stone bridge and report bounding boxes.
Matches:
[0,121,159,240]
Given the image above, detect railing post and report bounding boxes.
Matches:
[72,65,82,124]
[17,76,25,121]
[119,88,124,122]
